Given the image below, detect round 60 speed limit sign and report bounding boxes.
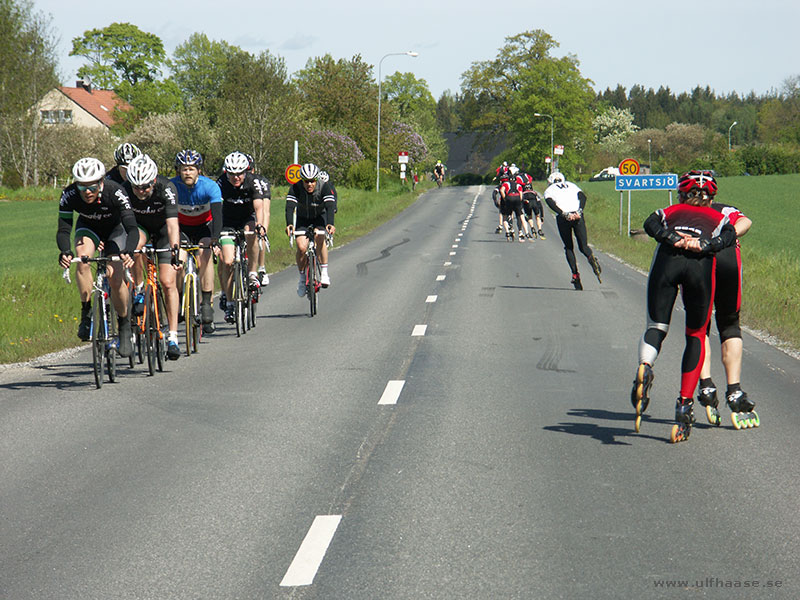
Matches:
[285,163,302,184]
[619,158,640,175]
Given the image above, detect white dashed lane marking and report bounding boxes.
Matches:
[280,515,342,587]
[426,295,437,303]
[412,324,427,336]
[378,380,405,405]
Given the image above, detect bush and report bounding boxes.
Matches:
[300,129,364,183]
[451,173,485,186]
[345,159,375,190]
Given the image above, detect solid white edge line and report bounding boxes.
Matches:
[280,515,342,587]
[412,324,427,336]
[378,380,405,405]
[426,295,437,303]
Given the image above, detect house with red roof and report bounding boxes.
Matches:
[37,80,131,129]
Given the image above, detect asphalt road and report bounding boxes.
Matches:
[2,185,799,599]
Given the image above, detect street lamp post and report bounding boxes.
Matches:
[728,121,738,151]
[533,113,554,174]
[647,138,652,173]
[377,51,418,192]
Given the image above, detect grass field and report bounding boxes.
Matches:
[0,179,428,364]
[2,174,799,364]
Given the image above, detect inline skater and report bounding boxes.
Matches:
[107,142,142,185]
[518,168,546,239]
[124,154,182,360]
[499,168,530,242]
[492,183,506,234]
[216,151,266,324]
[57,157,138,356]
[630,170,738,443]
[544,172,601,289]
[696,197,756,427]
[285,163,336,295]
[171,149,222,334]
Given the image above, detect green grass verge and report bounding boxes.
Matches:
[0,179,430,364]
[575,174,800,351]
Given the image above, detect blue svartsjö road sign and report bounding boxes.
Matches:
[615,174,678,191]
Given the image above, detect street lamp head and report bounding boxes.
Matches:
[534,113,542,117]
[732,121,738,126]
[407,51,419,57]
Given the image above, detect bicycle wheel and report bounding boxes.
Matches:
[155,286,166,372]
[126,289,135,369]
[135,316,144,364]
[106,301,117,383]
[91,294,105,389]
[242,269,251,333]
[144,289,155,376]
[184,274,195,356]
[249,283,258,329]
[233,262,243,337]
[307,251,318,317]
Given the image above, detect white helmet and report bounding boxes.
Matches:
[509,165,519,175]
[224,151,250,174]
[72,157,106,183]
[318,170,330,183]
[127,154,158,186]
[547,171,565,184]
[114,142,141,166]
[299,163,320,181]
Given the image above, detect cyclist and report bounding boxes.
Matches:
[107,142,142,185]
[285,162,336,295]
[499,167,530,242]
[630,170,737,442]
[124,154,182,360]
[318,170,337,213]
[171,149,222,334]
[697,197,754,418]
[216,151,267,324]
[245,153,272,287]
[544,172,601,289]
[57,157,138,356]
[433,160,445,186]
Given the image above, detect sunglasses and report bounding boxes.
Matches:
[133,182,154,191]
[302,178,317,184]
[685,189,711,200]
[228,171,246,177]
[77,182,101,192]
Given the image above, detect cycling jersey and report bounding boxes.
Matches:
[57,179,138,254]
[544,181,585,215]
[252,173,271,200]
[709,202,747,341]
[286,181,336,227]
[171,174,222,239]
[123,174,179,233]
[217,171,265,228]
[500,176,524,198]
[105,165,127,185]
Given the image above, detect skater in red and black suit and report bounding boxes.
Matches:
[630,170,738,443]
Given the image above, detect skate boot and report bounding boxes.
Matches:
[726,388,759,429]
[590,255,602,283]
[696,382,721,426]
[670,397,695,443]
[631,363,654,433]
[571,273,583,290]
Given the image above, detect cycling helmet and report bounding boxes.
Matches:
[318,171,330,183]
[243,153,255,171]
[114,142,142,166]
[678,170,717,197]
[509,165,519,175]
[72,157,106,183]
[547,171,565,184]
[175,149,203,167]
[299,163,320,181]
[126,154,158,186]
[224,151,250,174]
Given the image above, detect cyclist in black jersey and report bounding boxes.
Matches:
[433,160,445,186]
[631,170,737,442]
[216,151,267,324]
[285,163,336,295]
[243,153,272,287]
[57,157,138,356]
[106,142,142,185]
[124,154,182,360]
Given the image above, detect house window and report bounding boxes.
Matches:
[40,109,73,124]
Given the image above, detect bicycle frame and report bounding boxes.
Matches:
[135,247,167,374]
[181,245,203,355]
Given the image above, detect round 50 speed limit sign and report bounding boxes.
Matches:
[619,158,640,175]
[285,163,302,184]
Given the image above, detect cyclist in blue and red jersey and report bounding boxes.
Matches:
[630,170,738,443]
[170,149,222,333]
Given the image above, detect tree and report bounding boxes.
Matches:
[460,30,595,178]
[169,33,246,118]
[0,0,59,186]
[593,106,639,156]
[294,54,382,160]
[70,22,165,89]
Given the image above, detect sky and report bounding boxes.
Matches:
[32,0,800,100]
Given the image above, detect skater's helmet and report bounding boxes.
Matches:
[678,170,717,198]
[547,171,565,184]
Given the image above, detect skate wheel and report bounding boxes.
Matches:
[635,413,642,433]
[705,405,721,426]
[670,424,691,443]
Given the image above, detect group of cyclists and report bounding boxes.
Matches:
[57,143,338,362]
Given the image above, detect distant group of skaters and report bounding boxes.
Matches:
[57,143,337,361]
[490,162,755,443]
